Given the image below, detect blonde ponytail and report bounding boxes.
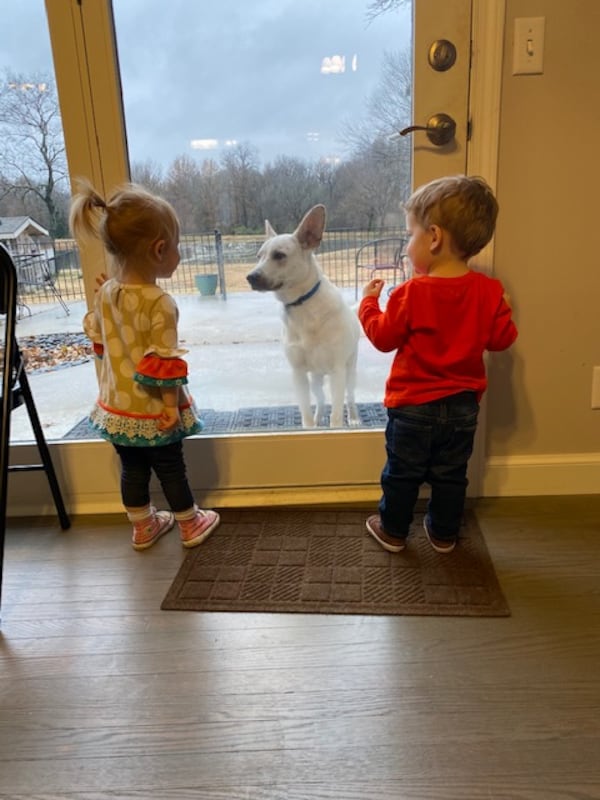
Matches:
[69,177,107,244]
[69,178,179,269]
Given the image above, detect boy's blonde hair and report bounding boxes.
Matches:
[69,178,179,271]
[404,175,498,259]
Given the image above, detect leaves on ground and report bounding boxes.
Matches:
[15,333,93,373]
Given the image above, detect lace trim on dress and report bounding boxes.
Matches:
[88,404,203,447]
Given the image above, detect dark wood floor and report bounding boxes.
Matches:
[1,495,599,799]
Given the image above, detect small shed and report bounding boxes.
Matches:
[0,216,51,260]
[0,216,61,295]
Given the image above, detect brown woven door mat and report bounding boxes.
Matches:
[161,508,509,617]
[161,509,510,617]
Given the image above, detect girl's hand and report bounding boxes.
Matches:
[363,278,384,299]
[95,272,108,292]
[157,406,181,432]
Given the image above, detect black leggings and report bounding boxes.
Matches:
[114,441,194,512]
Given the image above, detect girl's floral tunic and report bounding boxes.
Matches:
[83,279,203,446]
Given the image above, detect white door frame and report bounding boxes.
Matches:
[465,0,507,496]
[7,1,505,516]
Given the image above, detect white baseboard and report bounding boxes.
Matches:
[7,449,599,519]
[483,452,600,496]
[8,484,383,518]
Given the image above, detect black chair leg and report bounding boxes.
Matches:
[3,243,74,620]
[17,365,71,531]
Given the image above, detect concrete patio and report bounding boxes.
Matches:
[8,290,394,443]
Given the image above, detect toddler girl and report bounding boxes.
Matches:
[70,179,220,550]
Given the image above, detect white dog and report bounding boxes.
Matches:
[246,204,360,429]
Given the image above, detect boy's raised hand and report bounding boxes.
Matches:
[363,278,384,299]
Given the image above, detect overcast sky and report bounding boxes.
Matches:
[3,0,410,171]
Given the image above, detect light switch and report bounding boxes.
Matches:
[512,17,545,75]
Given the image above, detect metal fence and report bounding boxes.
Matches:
[5,227,405,308]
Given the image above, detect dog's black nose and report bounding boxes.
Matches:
[246,270,263,290]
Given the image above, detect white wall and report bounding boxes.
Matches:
[483,0,600,495]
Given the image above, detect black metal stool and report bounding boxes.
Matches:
[1,243,71,620]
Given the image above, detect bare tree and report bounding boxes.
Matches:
[369,48,412,138]
[366,0,410,24]
[163,155,204,233]
[220,143,262,231]
[333,137,406,230]
[313,160,341,211]
[195,159,222,231]
[0,71,68,236]
[335,46,412,227]
[130,159,165,195]
[260,156,322,232]
[341,47,411,153]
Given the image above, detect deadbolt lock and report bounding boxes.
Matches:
[428,39,457,72]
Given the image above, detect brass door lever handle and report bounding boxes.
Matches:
[398,113,456,146]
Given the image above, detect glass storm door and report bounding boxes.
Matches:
[6,0,497,514]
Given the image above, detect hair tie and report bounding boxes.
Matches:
[91,195,107,210]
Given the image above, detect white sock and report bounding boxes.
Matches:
[126,506,153,523]
[175,505,198,522]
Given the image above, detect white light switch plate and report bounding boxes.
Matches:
[513,17,545,75]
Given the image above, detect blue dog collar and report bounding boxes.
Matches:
[285,280,321,309]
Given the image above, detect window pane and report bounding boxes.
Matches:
[2,1,413,443]
[1,0,97,443]
[112,0,413,434]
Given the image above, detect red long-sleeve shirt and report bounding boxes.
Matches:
[358,270,517,406]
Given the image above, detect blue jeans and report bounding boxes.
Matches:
[379,392,479,541]
[114,441,195,512]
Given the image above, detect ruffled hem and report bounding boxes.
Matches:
[88,404,203,447]
[135,354,188,382]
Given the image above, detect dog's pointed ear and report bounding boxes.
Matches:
[265,220,277,238]
[295,204,326,251]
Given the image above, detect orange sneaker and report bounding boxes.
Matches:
[179,509,220,548]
